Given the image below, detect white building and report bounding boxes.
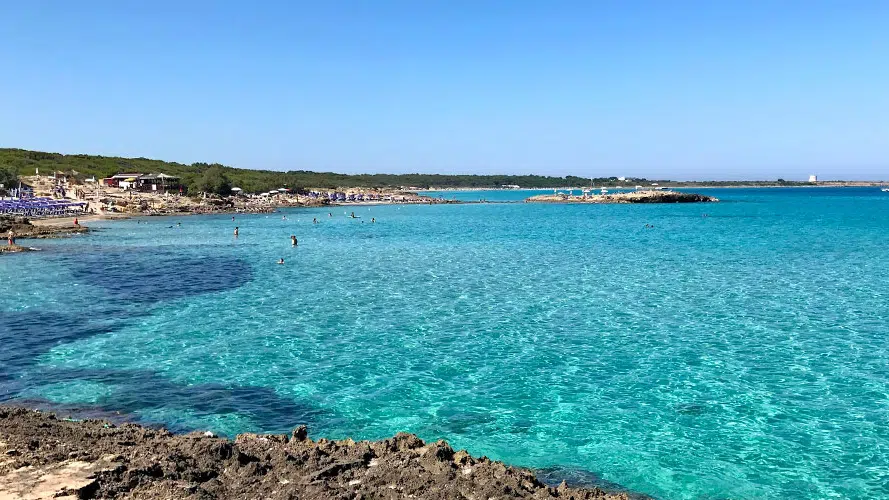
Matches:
[808,175,818,183]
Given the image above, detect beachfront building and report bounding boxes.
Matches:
[103,173,183,193]
[104,173,143,189]
[808,174,818,183]
[138,173,182,193]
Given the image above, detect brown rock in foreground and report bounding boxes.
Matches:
[0,407,628,500]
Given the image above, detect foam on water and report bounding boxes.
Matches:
[2,188,888,499]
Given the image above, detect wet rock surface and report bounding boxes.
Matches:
[0,216,89,240]
[0,407,628,499]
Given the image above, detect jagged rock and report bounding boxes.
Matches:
[0,406,633,499]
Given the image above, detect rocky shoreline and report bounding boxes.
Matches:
[526,190,718,204]
[1,216,90,240]
[0,407,629,499]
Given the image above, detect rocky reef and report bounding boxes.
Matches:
[526,190,718,204]
[0,407,628,499]
[0,216,89,240]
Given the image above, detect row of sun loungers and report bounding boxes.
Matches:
[0,197,86,218]
[304,192,392,202]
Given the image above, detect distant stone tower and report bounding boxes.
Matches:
[808,174,818,183]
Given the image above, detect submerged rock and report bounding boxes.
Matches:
[0,245,37,254]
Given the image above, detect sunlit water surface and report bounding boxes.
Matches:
[2,188,888,499]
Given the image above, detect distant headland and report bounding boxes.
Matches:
[526,190,718,204]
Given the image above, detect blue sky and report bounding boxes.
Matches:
[2,1,887,180]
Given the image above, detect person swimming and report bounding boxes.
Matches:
[312,217,317,224]
[328,213,332,217]
[291,235,297,246]
[277,258,284,264]
[371,218,375,223]
[350,212,356,218]
[234,226,239,236]
[232,216,235,221]
[282,215,287,220]
[177,222,181,227]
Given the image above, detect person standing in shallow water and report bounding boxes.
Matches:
[233,226,239,236]
[291,235,297,246]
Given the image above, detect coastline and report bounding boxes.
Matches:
[2,196,468,243]
[0,405,632,500]
[427,183,884,191]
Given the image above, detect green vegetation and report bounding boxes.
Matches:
[193,165,232,196]
[0,148,657,192]
[0,165,19,194]
[0,148,821,194]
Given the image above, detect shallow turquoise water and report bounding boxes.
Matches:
[2,188,889,499]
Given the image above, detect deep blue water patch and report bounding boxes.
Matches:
[69,248,253,303]
[0,310,135,374]
[8,367,329,436]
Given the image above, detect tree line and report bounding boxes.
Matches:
[0,148,817,196]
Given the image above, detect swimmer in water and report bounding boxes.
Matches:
[350,212,356,218]
[291,235,297,246]
[234,226,239,236]
[312,217,317,224]
[371,218,375,223]
[277,258,284,264]
[328,213,332,217]
[177,222,181,227]
[232,216,235,221]
[282,215,287,220]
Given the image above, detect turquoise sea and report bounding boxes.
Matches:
[2,187,888,499]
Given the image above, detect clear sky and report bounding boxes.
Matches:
[2,1,887,180]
